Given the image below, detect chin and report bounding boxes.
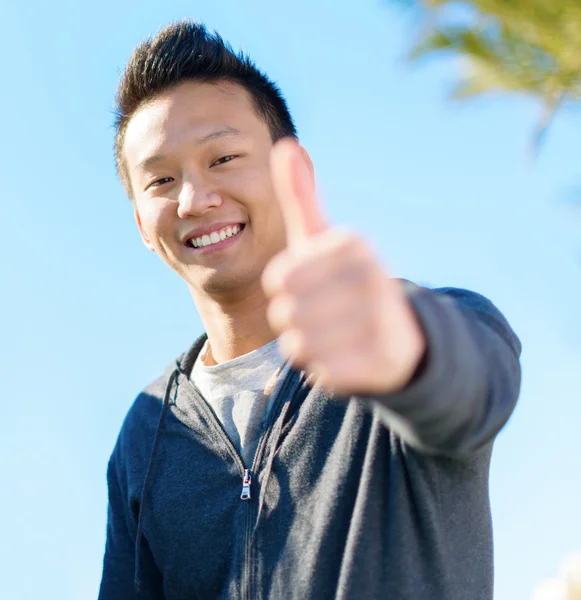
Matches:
[186,264,264,297]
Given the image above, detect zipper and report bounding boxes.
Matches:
[185,379,254,600]
[186,366,303,600]
[241,469,252,500]
[243,367,303,600]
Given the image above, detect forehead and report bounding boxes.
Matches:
[123,81,266,170]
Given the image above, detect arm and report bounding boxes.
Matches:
[369,284,522,457]
[98,443,164,600]
[262,139,521,459]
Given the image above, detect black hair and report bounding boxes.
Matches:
[114,20,297,197]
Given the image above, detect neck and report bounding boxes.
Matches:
[190,280,276,366]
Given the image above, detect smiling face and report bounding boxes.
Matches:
[123,81,289,297]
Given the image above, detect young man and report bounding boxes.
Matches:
[99,20,522,600]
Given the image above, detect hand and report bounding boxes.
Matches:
[261,138,426,396]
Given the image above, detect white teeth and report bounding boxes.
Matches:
[189,225,243,249]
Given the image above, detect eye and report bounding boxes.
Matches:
[211,155,237,167]
[146,177,174,190]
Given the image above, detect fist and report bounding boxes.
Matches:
[262,139,426,396]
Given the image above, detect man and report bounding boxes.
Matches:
[99,20,522,600]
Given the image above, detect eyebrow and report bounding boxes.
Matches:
[135,126,243,172]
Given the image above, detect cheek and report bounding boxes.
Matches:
[241,167,285,233]
[137,201,175,247]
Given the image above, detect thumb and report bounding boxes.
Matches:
[270,137,327,246]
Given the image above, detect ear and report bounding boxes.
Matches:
[133,206,156,252]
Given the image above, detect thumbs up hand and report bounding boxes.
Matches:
[262,138,426,396]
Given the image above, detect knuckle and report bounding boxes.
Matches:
[331,227,358,254]
[282,264,306,292]
[280,329,305,356]
[344,263,373,291]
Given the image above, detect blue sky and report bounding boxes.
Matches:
[1,1,579,598]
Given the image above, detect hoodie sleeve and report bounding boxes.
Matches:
[368,284,522,458]
[98,439,164,600]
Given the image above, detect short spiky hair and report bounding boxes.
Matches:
[114,20,297,197]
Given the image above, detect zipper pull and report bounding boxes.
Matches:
[241,469,252,500]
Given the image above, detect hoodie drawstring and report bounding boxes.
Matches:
[134,367,179,592]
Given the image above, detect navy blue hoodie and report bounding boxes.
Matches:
[98,284,521,599]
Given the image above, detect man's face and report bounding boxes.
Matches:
[123,81,288,296]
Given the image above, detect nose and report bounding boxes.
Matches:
[176,178,222,219]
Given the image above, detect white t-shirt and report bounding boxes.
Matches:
[191,339,289,466]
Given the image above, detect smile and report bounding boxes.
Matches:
[186,224,245,249]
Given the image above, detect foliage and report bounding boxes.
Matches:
[397,0,581,149]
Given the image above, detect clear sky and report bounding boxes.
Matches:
[1,1,579,598]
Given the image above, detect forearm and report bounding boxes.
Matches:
[367,284,522,457]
